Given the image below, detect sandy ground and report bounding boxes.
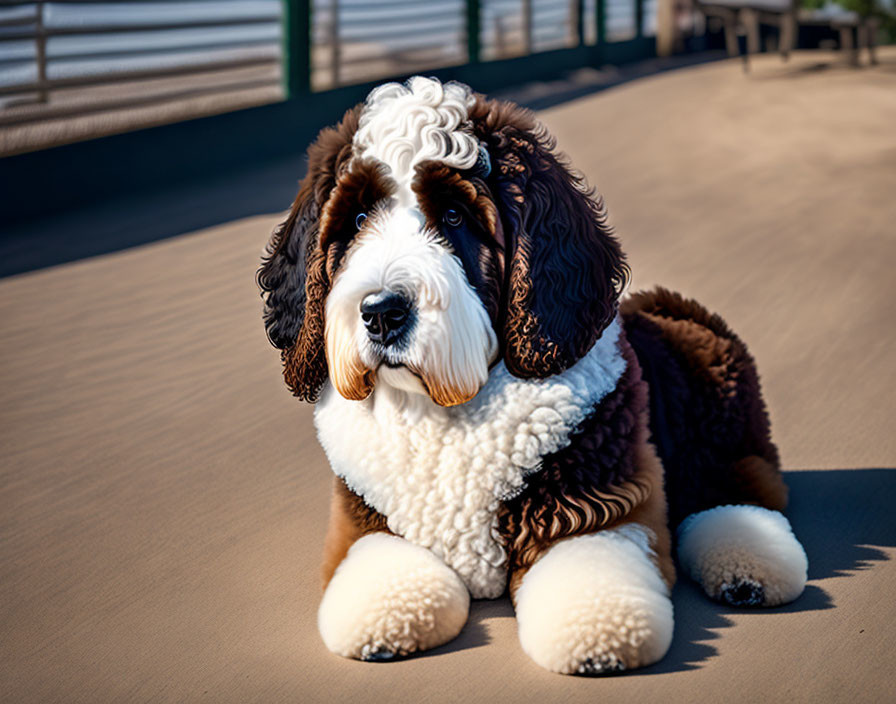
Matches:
[2,49,896,703]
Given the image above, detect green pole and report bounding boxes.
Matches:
[466,0,481,64]
[636,0,644,38]
[596,0,606,45]
[576,0,585,46]
[282,0,311,98]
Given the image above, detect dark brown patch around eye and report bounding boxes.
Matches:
[412,161,500,243]
[412,162,504,326]
[319,159,395,278]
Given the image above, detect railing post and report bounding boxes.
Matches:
[329,0,340,88]
[36,1,48,103]
[522,0,533,54]
[573,0,585,46]
[494,14,506,58]
[466,0,481,64]
[282,0,311,98]
[596,0,606,45]
[636,0,644,38]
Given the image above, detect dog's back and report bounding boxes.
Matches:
[622,287,787,529]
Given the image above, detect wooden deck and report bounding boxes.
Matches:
[2,48,895,703]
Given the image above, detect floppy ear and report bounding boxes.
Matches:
[256,106,360,402]
[473,100,629,378]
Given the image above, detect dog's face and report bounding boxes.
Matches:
[258,77,628,406]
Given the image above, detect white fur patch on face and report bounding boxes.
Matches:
[324,207,498,406]
[353,77,479,205]
[314,319,627,599]
[515,525,674,675]
[318,533,469,660]
[677,504,808,607]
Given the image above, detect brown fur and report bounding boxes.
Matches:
[262,90,783,617]
[622,287,786,528]
[416,374,480,408]
[412,162,504,326]
[319,159,395,255]
[616,439,676,588]
[320,477,390,588]
[258,106,364,402]
[498,335,674,599]
[325,345,376,403]
[412,162,500,239]
[467,96,630,380]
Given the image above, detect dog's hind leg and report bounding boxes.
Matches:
[676,499,807,607]
[622,288,808,607]
[676,457,807,608]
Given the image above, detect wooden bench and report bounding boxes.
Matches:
[661,0,880,69]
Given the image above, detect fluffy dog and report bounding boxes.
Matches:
[257,76,807,674]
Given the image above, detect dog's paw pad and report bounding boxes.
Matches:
[720,578,765,607]
[360,646,401,662]
[575,654,627,676]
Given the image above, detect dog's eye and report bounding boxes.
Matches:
[355,212,368,230]
[443,209,462,228]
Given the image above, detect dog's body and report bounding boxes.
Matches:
[259,77,807,673]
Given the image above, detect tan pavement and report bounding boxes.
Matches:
[2,49,895,703]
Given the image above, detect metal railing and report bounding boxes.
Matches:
[0,0,670,224]
[0,1,283,112]
[308,0,660,91]
[0,0,664,161]
[0,1,660,114]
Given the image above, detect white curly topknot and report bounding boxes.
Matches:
[353,76,479,203]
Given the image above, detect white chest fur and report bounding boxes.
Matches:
[314,319,626,598]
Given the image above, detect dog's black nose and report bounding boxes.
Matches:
[360,293,412,346]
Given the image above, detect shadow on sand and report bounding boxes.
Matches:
[427,468,895,672]
[644,468,894,674]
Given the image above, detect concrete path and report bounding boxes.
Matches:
[2,49,895,703]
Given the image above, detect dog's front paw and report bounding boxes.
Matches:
[318,533,469,660]
[515,527,674,675]
[677,505,807,607]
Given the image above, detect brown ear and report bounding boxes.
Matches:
[471,99,629,378]
[256,106,361,402]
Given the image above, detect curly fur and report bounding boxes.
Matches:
[515,526,674,674]
[353,77,480,202]
[318,533,469,659]
[258,77,804,671]
[621,288,787,528]
[257,106,362,401]
[468,97,630,378]
[497,333,654,582]
[677,505,807,606]
[313,319,627,599]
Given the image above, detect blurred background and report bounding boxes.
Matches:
[0,1,893,157]
[1,3,895,703]
[0,0,659,158]
[1,0,893,221]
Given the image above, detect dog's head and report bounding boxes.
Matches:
[258,77,628,407]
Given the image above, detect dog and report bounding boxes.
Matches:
[257,76,807,674]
